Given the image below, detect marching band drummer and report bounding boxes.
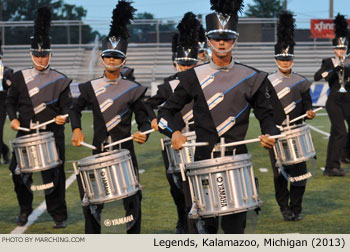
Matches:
[5,7,71,228]
[70,0,151,234]
[158,0,284,234]
[268,11,315,222]
[0,39,13,164]
[144,12,202,234]
[314,13,350,177]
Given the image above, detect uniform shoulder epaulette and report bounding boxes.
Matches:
[50,68,68,78]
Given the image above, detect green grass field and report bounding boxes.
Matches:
[0,110,349,234]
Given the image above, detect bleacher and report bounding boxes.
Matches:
[2,42,334,95]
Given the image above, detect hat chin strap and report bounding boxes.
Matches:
[31,53,51,69]
[275,59,294,72]
[101,57,126,70]
[207,39,236,54]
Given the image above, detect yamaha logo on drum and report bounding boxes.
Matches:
[216,176,228,208]
[100,170,111,196]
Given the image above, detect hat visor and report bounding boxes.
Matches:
[101,50,125,59]
[275,55,294,61]
[334,46,347,50]
[177,60,198,66]
[207,32,238,40]
[31,51,50,57]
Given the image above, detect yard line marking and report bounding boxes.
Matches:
[308,124,330,137]
[259,168,268,173]
[139,169,145,174]
[10,173,76,234]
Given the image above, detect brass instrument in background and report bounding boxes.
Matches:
[338,56,347,93]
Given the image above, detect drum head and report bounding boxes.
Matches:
[20,166,60,196]
[101,193,141,234]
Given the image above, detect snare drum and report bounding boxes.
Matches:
[11,132,60,173]
[77,149,141,204]
[274,124,315,166]
[186,154,262,218]
[162,131,196,174]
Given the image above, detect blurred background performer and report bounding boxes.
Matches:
[268,11,315,222]
[6,6,71,228]
[0,39,13,164]
[70,0,150,234]
[143,12,201,234]
[197,24,210,65]
[314,13,350,177]
[158,0,282,234]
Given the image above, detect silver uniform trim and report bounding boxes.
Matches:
[206,29,239,37]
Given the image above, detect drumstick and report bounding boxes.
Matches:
[289,107,323,124]
[104,129,155,149]
[18,127,30,132]
[31,114,69,129]
[181,142,209,147]
[80,141,97,150]
[219,134,286,148]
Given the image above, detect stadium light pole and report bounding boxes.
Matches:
[283,0,287,11]
[329,0,334,19]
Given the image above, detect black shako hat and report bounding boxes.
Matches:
[205,0,244,40]
[30,6,52,57]
[174,12,201,66]
[198,24,207,52]
[332,13,349,49]
[101,0,136,59]
[274,11,295,61]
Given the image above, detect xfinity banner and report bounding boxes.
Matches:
[310,19,350,39]
[310,82,329,107]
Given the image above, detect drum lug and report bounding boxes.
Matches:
[81,193,90,206]
[188,202,199,219]
[14,166,21,175]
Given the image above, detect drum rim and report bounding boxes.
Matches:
[186,153,252,170]
[193,200,263,218]
[19,162,61,173]
[162,131,196,142]
[280,124,310,137]
[12,132,54,145]
[78,149,130,166]
[87,187,140,204]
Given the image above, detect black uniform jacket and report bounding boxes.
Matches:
[158,61,284,161]
[6,67,72,132]
[314,57,350,93]
[70,76,151,153]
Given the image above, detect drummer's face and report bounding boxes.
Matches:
[276,59,293,73]
[103,56,124,70]
[334,49,346,58]
[32,54,50,71]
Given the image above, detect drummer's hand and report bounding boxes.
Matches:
[10,119,20,131]
[55,115,67,125]
[72,128,85,146]
[306,110,316,119]
[172,131,187,150]
[132,131,147,144]
[151,118,159,131]
[259,134,275,149]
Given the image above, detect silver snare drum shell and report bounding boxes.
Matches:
[77,149,141,204]
[186,154,262,218]
[274,124,316,166]
[163,131,196,174]
[11,132,60,173]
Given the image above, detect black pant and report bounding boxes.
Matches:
[161,150,187,232]
[0,98,9,160]
[9,133,67,222]
[325,92,350,169]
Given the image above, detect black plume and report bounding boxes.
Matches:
[177,12,201,47]
[34,6,52,41]
[108,0,137,39]
[334,13,348,38]
[210,0,244,17]
[277,11,295,48]
[198,23,206,42]
[172,33,179,53]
